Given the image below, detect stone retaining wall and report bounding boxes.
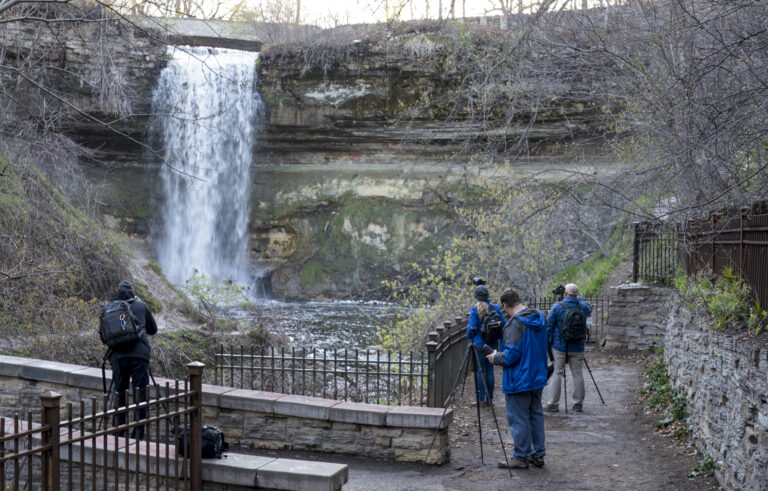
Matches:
[601,285,673,350]
[665,301,768,490]
[0,356,452,465]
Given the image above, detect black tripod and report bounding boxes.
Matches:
[424,341,512,475]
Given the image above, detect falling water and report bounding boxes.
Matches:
[152,47,261,285]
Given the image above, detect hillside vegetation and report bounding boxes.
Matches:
[0,153,126,364]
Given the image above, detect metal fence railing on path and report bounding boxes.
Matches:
[686,206,768,309]
[214,297,607,409]
[0,362,204,490]
[213,345,429,407]
[630,202,768,309]
[632,221,684,284]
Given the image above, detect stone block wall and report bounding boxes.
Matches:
[0,356,452,466]
[665,301,768,490]
[601,285,673,350]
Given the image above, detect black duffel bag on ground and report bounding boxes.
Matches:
[178,424,229,459]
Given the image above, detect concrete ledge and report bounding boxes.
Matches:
[67,367,108,391]
[0,355,36,377]
[202,453,275,487]
[257,458,348,491]
[386,406,453,429]
[221,389,283,413]
[329,402,389,426]
[20,360,84,386]
[274,395,339,420]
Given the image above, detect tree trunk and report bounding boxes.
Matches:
[295,0,300,24]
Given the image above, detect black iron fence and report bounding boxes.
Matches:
[0,363,203,490]
[686,206,768,309]
[213,345,429,406]
[631,202,768,308]
[632,221,684,283]
[213,297,606,408]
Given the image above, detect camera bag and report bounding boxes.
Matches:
[98,299,141,351]
[558,301,588,342]
[480,307,504,342]
[178,424,229,459]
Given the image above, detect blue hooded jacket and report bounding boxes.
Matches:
[492,307,548,394]
[466,301,505,345]
[547,296,592,353]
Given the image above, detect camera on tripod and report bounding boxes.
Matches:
[471,277,486,286]
[552,284,565,300]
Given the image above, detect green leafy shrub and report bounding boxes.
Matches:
[185,272,252,331]
[689,456,714,477]
[689,267,751,330]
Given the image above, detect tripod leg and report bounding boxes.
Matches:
[583,358,605,405]
[563,352,568,415]
[472,346,485,463]
[422,342,475,469]
[474,348,512,477]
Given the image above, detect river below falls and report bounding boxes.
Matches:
[240,300,404,351]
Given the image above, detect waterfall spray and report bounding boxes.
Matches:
[152,47,262,286]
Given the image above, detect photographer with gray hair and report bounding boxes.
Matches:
[543,283,592,413]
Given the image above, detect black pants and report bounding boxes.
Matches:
[112,357,150,440]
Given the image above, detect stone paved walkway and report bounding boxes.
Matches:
[265,352,719,490]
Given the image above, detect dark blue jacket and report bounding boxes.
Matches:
[467,301,505,345]
[492,308,548,394]
[547,296,592,353]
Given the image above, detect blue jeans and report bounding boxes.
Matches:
[473,343,495,402]
[505,388,546,460]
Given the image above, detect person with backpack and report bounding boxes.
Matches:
[543,283,592,413]
[466,283,505,406]
[486,288,549,469]
[101,280,158,438]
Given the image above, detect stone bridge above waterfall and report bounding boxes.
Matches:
[130,17,287,52]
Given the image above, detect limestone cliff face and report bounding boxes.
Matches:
[0,18,168,158]
[2,18,610,300]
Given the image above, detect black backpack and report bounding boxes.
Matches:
[178,425,229,459]
[99,299,141,351]
[480,307,504,343]
[558,301,588,343]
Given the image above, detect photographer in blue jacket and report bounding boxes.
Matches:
[487,288,548,469]
[466,281,505,405]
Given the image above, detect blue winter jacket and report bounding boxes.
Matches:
[491,308,548,394]
[466,301,505,345]
[547,296,592,353]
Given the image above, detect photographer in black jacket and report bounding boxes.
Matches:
[108,280,158,438]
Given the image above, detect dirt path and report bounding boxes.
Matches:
[270,351,719,490]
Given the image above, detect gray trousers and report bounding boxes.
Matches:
[547,349,585,406]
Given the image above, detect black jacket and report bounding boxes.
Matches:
[107,280,157,363]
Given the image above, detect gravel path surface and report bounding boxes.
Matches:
[258,351,720,490]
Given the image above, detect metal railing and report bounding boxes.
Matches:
[213,345,429,406]
[686,206,768,309]
[632,221,684,283]
[0,362,203,490]
[213,297,607,409]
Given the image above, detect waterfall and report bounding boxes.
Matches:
[152,47,262,286]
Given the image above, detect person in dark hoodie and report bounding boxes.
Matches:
[487,288,548,469]
[466,284,505,406]
[107,280,158,438]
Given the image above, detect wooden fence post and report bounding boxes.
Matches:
[40,391,61,491]
[187,362,204,491]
